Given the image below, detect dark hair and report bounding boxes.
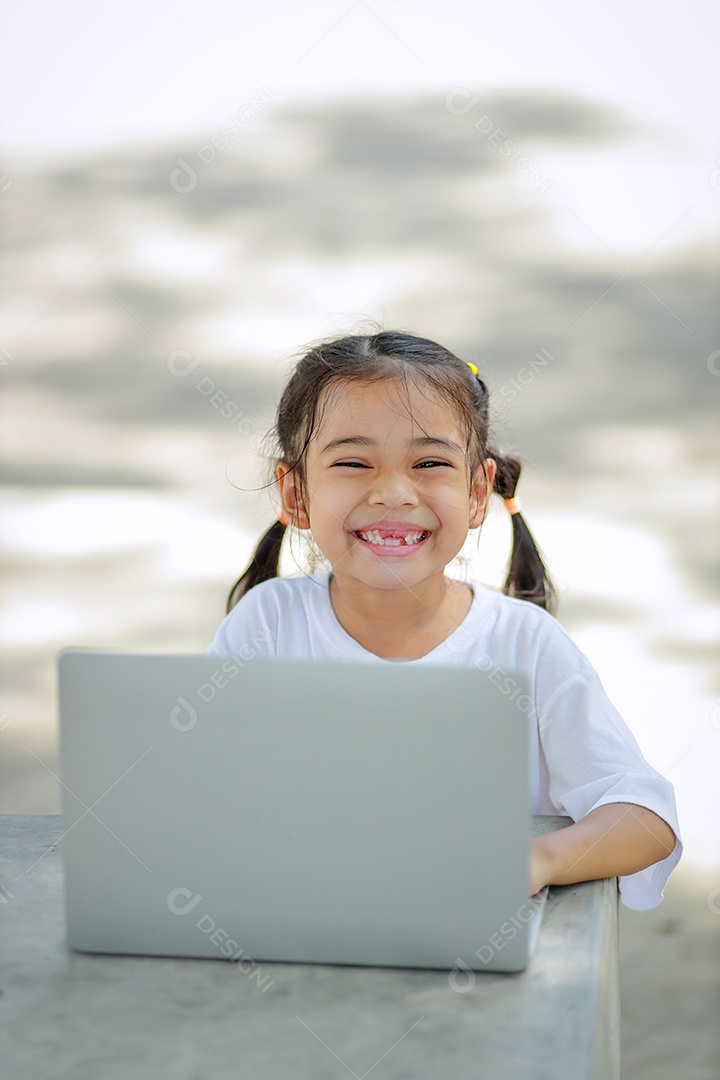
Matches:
[227,331,555,613]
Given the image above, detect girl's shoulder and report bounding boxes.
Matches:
[470,581,565,635]
[206,573,331,656]
[465,582,588,670]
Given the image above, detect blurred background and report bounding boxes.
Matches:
[1,1,718,1075]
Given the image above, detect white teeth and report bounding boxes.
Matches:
[356,530,427,546]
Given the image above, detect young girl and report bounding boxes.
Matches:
[208,331,681,906]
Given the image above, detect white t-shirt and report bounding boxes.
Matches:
[207,572,682,909]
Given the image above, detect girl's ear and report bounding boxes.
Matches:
[276,462,311,530]
[468,458,496,528]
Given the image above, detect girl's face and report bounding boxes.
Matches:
[278,377,495,594]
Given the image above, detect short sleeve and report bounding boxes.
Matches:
[535,632,682,910]
[206,584,279,659]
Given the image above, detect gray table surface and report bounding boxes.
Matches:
[1,814,619,1080]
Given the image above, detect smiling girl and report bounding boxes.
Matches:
[208,331,680,904]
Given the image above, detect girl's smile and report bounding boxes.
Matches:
[350,519,432,557]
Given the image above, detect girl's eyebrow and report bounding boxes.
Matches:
[319,435,464,454]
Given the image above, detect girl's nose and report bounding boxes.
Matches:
[367,469,419,508]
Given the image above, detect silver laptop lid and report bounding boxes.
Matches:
[59,653,532,971]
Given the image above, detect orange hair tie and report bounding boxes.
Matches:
[277,512,289,526]
[503,497,522,516]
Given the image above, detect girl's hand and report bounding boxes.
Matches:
[530,835,555,895]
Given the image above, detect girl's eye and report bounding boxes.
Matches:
[330,459,452,470]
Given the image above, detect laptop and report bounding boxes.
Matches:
[58,652,547,973]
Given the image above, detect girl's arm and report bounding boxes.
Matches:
[530,803,677,896]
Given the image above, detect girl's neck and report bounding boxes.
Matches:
[328,572,473,660]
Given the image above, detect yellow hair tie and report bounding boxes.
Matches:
[466,362,479,376]
[504,497,522,515]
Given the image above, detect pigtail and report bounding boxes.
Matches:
[490,449,556,614]
[226,520,286,612]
